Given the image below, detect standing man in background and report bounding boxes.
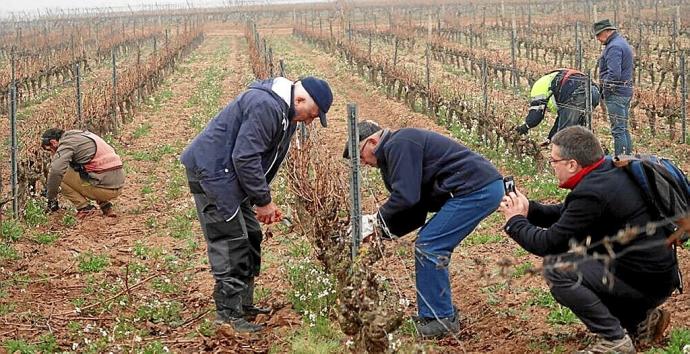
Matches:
[181,76,332,333]
[594,19,634,156]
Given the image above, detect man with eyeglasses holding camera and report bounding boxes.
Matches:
[499,126,679,353]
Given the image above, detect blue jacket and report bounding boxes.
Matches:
[181,77,296,220]
[598,32,634,98]
[374,128,502,236]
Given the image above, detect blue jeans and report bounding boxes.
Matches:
[415,179,504,318]
[605,95,633,156]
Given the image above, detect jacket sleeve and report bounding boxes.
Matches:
[46,143,75,200]
[503,194,602,257]
[232,100,280,207]
[378,139,424,223]
[525,98,547,128]
[526,201,563,228]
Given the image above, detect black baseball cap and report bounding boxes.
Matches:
[301,76,332,128]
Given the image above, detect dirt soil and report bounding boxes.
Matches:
[1,25,688,354]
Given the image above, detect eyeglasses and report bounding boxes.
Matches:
[548,157,569,165]
[41,144,52,152]
[359,139,370,159]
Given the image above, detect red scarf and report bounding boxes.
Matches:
[559,157,606,190]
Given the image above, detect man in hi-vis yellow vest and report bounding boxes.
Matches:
[516,69,600,143]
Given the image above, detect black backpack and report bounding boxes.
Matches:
[614,154,690,292]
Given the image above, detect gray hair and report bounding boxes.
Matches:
[551,126,604,166]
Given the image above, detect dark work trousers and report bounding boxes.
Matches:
[186,169,263,298]
[543,253,673,340]
[547,85,588,140]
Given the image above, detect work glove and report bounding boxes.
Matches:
[515,124,530,135]
[46,199,59,213]
[349,213,395,241]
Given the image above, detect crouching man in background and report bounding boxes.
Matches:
[499,126,680,353]
[41,128,125,218]
[343,121,503,339]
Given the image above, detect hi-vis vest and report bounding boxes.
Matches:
[82,131,123,173]
[530,72,559,113]
[531,68,585,113]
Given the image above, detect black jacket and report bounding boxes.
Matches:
[375,128,502,236]
[504,158,679,295]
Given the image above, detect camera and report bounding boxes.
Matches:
[503,176,516,195]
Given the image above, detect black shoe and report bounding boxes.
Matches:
[215,311,264,333]
[413,311,461,338]
[243,305,272,319]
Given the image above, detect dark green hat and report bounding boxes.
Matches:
[592,19,617,36]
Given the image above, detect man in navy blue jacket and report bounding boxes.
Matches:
[594,19,634,156]
[181,76,332,332]
[343,121,503,338]
[500,127,679,353]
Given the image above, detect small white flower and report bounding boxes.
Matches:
[134,335,142,342]
[682,344,690,354]
[72,343,79,350]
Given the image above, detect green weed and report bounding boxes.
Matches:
[63,211,77,227]
[0,244,19,261]
[1,219,23,242]
[135,299,183,325]
[78,252,110,273]
[34,232,59,245]
[24,198,48,226]
[133,122,152,139]
[547,304,579,325]
[647,328,690,354]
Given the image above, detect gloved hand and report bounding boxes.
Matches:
[350,213,395,241]
[46,199,59,213]
[515,124,530,135]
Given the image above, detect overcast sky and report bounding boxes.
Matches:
[1,0,305,17]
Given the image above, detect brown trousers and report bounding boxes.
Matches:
[61,169,122,209]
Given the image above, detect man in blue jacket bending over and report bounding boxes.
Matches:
[181,76,332,332]
[343,121,503,338]
[594,19,634,156]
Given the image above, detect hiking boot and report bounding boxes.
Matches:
[213,281,263,333]
[413,311,461,339]
[634,308,671,346]
[576,334,636,354]
[76,205,98,219]
[215,310,264,333]
[241,278,272,320]
[100,202,117,218]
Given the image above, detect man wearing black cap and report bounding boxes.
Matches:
[344,121,504,338]
[593,19,634,156]
[181,76,332,332]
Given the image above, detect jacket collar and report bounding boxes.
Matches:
[604,31,618,45]
[373,129,391,165]
[559,157,606,189]
[271,77,293,107]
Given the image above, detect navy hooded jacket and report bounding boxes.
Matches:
[374,128,502,236]
[598,32,634,98]
[180,77,297,221]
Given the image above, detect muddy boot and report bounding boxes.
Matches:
[413,308,461,339]
[99,202,117,218]
[76,204,98,219]
[213,282,263,333]
[241,278,271,320]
